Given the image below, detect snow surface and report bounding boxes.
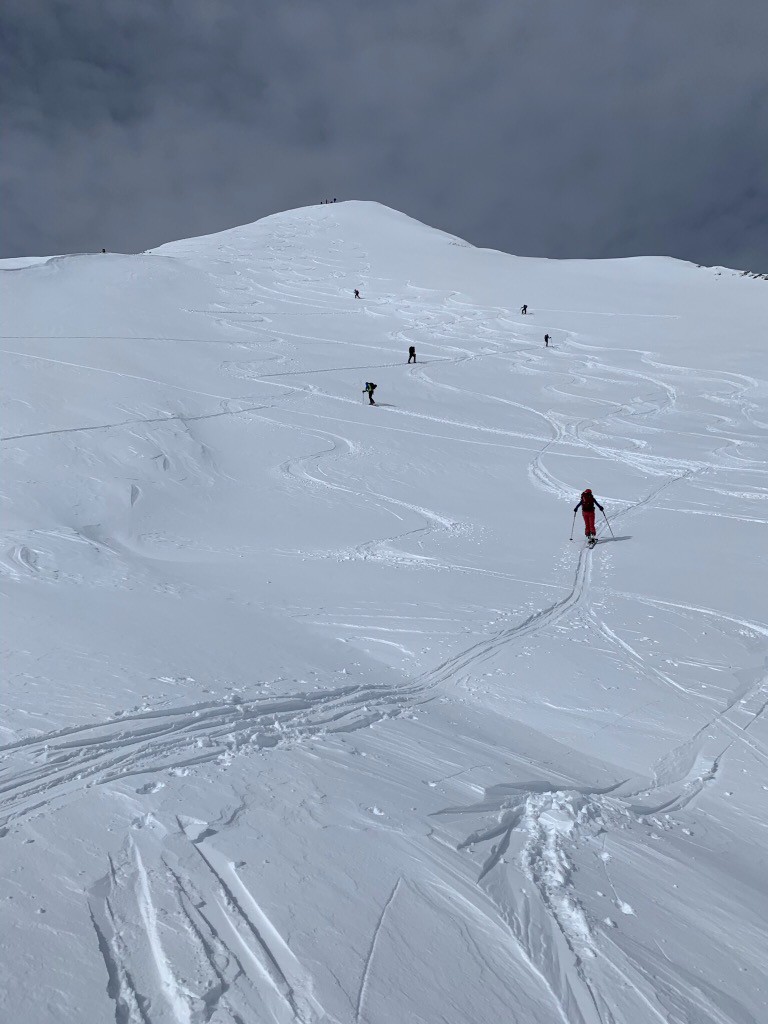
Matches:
[1,200,767,1024]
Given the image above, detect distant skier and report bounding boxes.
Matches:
[544,334,550,347]
[354,288,361,299]
[521,304,528,315]
[363,382,377,405]
[101,248,106,253]
[408,345,416,363]
[574,488,604,544]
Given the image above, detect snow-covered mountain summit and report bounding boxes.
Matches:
[1,202,767,1023]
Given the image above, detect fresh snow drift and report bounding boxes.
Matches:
[1,201,767,1024]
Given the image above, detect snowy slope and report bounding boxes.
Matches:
[1,201,767,1024]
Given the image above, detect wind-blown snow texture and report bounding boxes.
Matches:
[1,201,767,1024]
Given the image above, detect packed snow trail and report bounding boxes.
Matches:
[1,202,767,1023]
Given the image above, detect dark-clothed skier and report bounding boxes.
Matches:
[521,304,528,315]
[574,488,604,542]
[363,382,377,405]
[544,334,550,347]
[408,346,416,363]
[354,288,361,299]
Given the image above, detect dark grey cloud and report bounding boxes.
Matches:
[2,0,768,269]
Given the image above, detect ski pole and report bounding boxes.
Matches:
[602,509,615,538]
[569,510,577,541]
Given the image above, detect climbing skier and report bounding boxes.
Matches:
[574,488,604,544]
[354,288,361,299]
[408,345,416,363]
[363,382,377,405]
[544,334,550,347]
[521,304,528,315]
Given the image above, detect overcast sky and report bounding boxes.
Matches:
[3,1,767,269]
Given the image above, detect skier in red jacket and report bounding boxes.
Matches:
[574,488,604,542]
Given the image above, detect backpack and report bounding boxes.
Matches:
[581,490,595,511]
[365,382,377,391]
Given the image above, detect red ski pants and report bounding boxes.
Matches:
[582,509,596,536]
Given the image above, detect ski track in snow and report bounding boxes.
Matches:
[0,682,416,827]
[88,817,340,1024]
